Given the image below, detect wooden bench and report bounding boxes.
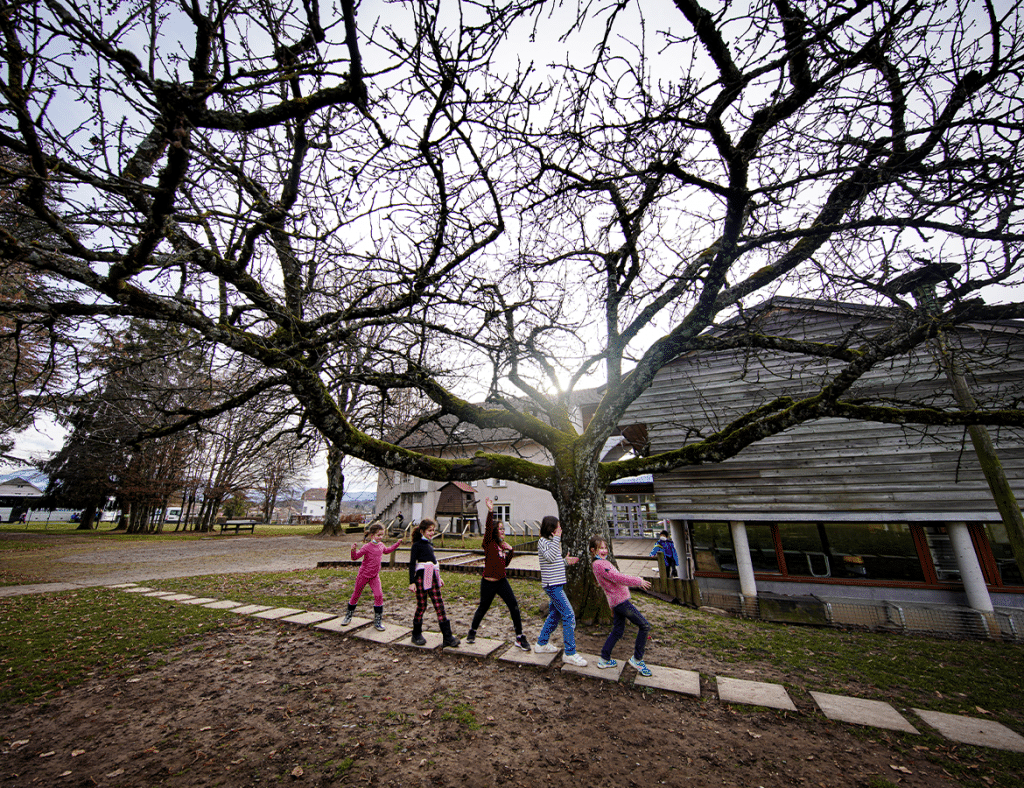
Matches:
[219,520,258,534]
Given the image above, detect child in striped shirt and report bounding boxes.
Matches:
[534,515,586,666]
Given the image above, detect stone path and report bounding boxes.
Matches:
[107,582,1024,754]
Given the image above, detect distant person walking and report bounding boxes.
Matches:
[533,515,586,666]
[344,523,403,630]
[466,498,530,651]
[650,529,679,577]
[408,518,460,648]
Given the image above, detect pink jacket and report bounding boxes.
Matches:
[591,558,645,608]
[351,540,401,578]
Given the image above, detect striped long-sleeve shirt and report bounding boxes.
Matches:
[538,535,568,587]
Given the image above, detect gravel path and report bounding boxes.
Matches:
[0,532,355,596]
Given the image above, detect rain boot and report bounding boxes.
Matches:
[411,619,426,646]
[440,619,460,648]
[342,603,356,626]
[373,605,385,631]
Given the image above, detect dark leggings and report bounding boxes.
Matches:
[469,577,523,635]
[601,600,651,661]
[413,572,448,623]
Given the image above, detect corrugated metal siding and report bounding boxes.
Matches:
[626,305,1024,521]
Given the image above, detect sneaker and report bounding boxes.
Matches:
[534,642,559,654]
[562,652,587,667]
[465,630,476,644]
[628,656,652,677]
[514,634,531,652]
[596,658,617,669]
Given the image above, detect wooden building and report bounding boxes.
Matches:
[625,297,1024,636]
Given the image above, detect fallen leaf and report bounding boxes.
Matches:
[975,706,992,715]
[10,740,28,749]
[746,731,762,739]
[106,768,125,777]
[889,765,912,774]
[60,771,72,777]
[39,751,55,758]
[71,749,86,757]
[291,766,304,778]
[421,709,433,718]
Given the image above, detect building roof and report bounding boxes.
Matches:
[302,488,328,501]
[0,470,47,492]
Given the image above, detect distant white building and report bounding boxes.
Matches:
[301,488,327,520]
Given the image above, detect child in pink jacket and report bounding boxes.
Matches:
[344,523,402,631]
[590,536,653,676]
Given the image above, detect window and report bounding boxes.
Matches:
[777,522,926,582]
[983,522,1023,585]
[691,521,735,572]
[493,503,511,523]
[486,478,507,488]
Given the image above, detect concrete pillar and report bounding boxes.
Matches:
[947,522,994,613]
[730,521,758,598]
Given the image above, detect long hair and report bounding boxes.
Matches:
[482,510,499,548]
[540,515,559,539]
[412,518,437,543]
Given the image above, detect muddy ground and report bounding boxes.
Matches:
[0,533,998,786]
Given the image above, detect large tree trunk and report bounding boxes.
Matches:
[319,444,345,537]
[76,503,97,531]
[554,459,613,625]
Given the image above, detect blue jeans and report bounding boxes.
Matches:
[601,600,650,661]
[538,584,577,655]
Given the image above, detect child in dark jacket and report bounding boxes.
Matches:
[408,518,460,647]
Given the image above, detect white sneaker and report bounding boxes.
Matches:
[534,642,559,654]
[562,652,587,667]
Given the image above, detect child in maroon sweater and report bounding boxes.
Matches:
[466,498,530,651]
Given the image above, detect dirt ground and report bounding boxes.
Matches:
[1,591,970,788]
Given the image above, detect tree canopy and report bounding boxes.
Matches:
[3,0,1023,606]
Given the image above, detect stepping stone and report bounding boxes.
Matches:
[811,692,918,733]
[178,597,219,605]
[108,583,138,589]
[159,593,198,602]
[280,611,339,625]
[716,676,797,712]
[634,665,701,697]
[202,600,246,609]
[444,637,506,658]
[229,604,274,614]
[394,631,443,650]
[252,607,305,619]
[561,653,623,681]
[315,616,372,633]
[123,586,158,594]
[141,591,180,597]
[354,622,409,642]
[913,708,1024,752]
[498,646,560,668]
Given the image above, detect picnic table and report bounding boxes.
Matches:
[219,520,259,534]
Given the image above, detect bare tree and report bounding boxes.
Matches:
[4,1,1024,611]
